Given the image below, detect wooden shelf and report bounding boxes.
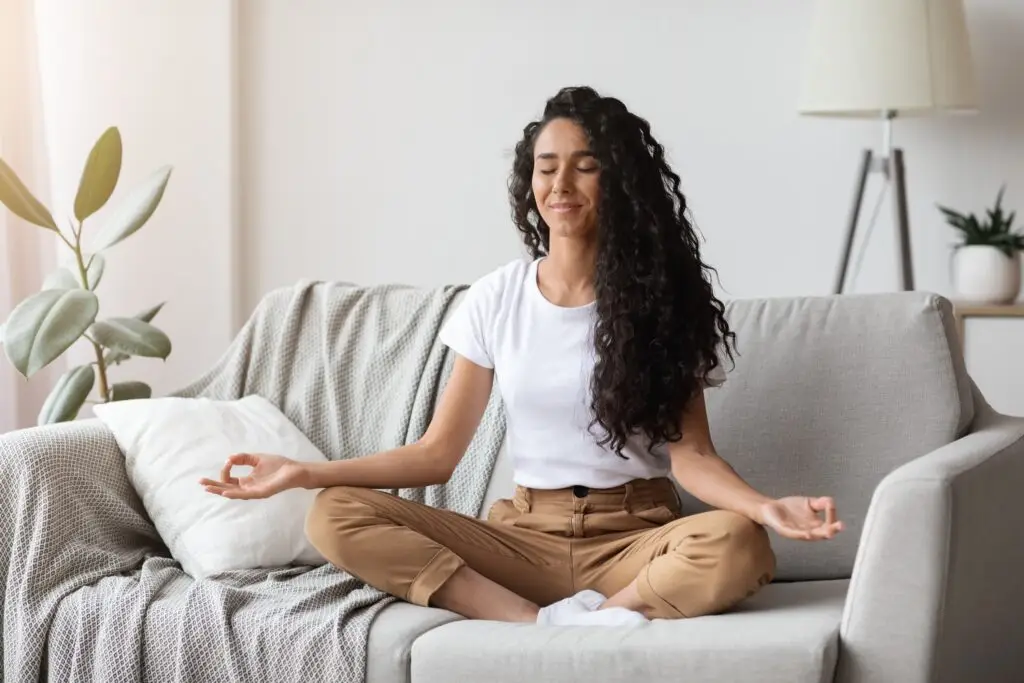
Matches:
[952,301,1024,317]
[951,301,1024,344]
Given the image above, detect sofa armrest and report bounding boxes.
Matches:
[836,406,1024,683]
[0,419,163,618]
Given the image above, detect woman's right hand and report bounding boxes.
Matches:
[199,452,308,500]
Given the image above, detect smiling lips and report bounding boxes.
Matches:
[549,202,582,213]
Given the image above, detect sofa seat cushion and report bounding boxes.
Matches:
[410,580,847,683]
[367,602,462,683]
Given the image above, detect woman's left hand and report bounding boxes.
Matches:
[758,496,844,541]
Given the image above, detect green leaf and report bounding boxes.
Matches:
[90,317,171,359]
[967,214,983,235]
[85,253,105,289]
[104,350,129,366]
[2,289,99,377]
[90,165,172,251]
[42,267,81,290]
[938,206,970,232]
[133,301,165,323]
[938,204,966,220]
[37,364,95,424]
[110,380,152,401]
[74,127,122,221]
[103,302,165,365]
[0,158,58,231]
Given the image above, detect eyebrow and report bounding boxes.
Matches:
[535,150,597,161]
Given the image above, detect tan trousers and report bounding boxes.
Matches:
[305,477,775,619]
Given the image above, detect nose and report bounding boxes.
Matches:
[552,171,572,194]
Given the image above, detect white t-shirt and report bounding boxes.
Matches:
[438,257,726,490]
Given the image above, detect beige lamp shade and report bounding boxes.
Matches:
[798,0,978,117]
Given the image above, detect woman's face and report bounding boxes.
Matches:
[532,118,601,239]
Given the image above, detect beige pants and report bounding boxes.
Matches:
[305,477,775,619]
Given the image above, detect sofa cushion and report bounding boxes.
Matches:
[697,292,972,580]
[410,579,847,683]
[367,602,462,683]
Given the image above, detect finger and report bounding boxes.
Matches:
[221,452,258,483]
[808,496,836,516]
[221,487,265,500]
[199,477,233,489]
[808,521,845,540]
[228,452,261,467]
[775,524,814,541]
[219,462,238,485]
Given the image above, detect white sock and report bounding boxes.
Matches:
[536,589,605,625]
[560,606,649,626]
[536,589,648,627]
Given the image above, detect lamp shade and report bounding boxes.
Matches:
[798,0,978,117]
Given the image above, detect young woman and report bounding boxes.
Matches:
[201,86,843,626]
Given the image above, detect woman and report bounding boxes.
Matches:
[200,86,843,626]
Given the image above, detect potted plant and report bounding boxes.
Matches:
[0,127,173,424]
[938,186,1024,304]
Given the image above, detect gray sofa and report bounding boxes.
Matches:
[3,287,1023,683]
[369,290,1024,683]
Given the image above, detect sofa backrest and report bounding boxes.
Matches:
[696,292,972,580]
[476,291,975,582]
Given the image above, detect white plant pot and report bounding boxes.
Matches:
[953,245,1022,303]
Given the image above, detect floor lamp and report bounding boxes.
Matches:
[797,0,978,294]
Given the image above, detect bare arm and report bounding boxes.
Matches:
[668,390,772,523]
[301,355,495,489]
[201,355,496,499]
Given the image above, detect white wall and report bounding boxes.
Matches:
[31,0,239,405]
[239,0,1024,297]
[17,0,1024,423]
[238,0,1024,414]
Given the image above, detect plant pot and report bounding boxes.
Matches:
[953,245,1022,303]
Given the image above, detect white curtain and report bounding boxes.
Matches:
[0,0,59,432]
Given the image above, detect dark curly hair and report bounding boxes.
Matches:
[508,86,736,456]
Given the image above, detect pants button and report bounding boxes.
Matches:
[572,485,589,498]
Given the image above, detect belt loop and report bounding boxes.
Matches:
[513,486,532,513]
[623,481,634,513]
[517,486,532,513]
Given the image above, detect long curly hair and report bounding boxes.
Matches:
[508,86,736,456]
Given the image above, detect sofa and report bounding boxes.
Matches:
[3,286,1023,683]
[380,289,1024,683]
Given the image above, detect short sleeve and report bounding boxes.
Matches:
[698,345,729,389]
[439,277,496,369]
[702,362,727,388]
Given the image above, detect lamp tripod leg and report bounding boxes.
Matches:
[890,149,914,290]
[834,149,874,294]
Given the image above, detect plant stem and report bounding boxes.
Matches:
[70,219,110,402]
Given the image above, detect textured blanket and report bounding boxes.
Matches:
[0,280,505,682]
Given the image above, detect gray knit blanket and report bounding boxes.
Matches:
[0,280,505,682]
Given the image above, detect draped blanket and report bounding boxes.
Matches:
[0,280,505,682]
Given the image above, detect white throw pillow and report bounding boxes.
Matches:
[93,394,329,579]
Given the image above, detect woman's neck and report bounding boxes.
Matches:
[538,239,597,307]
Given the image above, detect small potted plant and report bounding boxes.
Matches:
[938,186,1024,304]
